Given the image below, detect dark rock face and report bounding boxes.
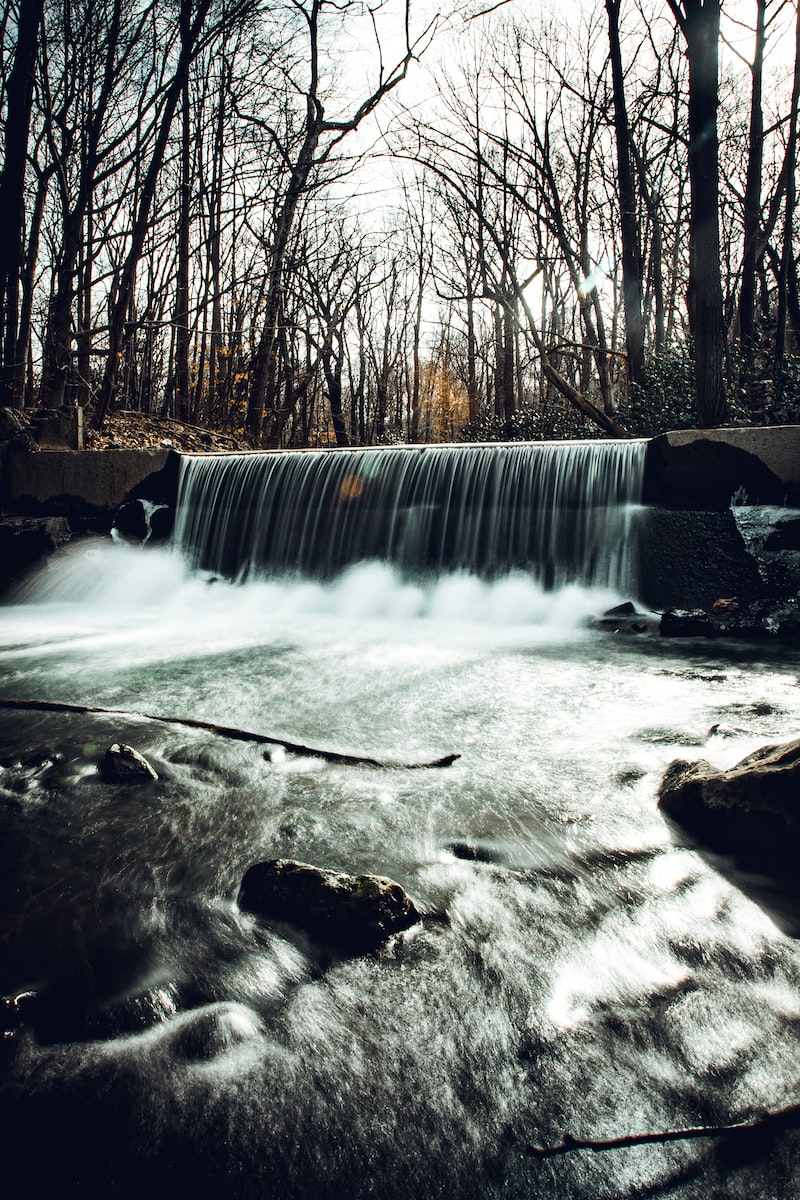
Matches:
[101,743,158,783]
[2,444,179,518]
[591,601,658,635]
[28,407,84,450]
[113,499,149,543]
[0,407,28,441]
[0,442,180,583]
[238,858,421,950]
[658,739,800,879]
[765,517,800,551]
[148,504,174,542]
[637,508,764,610]
[0,515,72,595]
[113,499,174,544]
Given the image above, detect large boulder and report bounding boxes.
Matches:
[112,498,149,543]
[238,858,421,950]
[658,738,800,879]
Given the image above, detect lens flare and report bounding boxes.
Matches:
[339,472,366,500]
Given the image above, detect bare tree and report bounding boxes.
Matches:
[666,0,726,427]
[738,0,769,350]
[92,0,256,429]
[774,0,800,372]
[605,0,645,387]
[244,0,438,446]
[37,0,164,410]
[0,0,45,406]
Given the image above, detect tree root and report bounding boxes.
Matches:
[0,698,460,770]
[527,1099,800,1158]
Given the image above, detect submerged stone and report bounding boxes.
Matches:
[658,737,800,879]
[592,601,657,635]
[659,609,718,638]
[164,1002,262,1063]
[765,517,800,552]
[101,743,158,783]
[238,858,421,949]
[603,601,637,617]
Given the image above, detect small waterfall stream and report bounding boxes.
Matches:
[174,440,646,593]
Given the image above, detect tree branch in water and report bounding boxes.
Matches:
[0,698,460,770]
[528,1099,800,1158]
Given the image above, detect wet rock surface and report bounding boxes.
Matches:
[658,737,800,881]
[0,515,73,595]
[101,743,159,783]
[660,597,800,642]
[112,498,173,544]
[637,508,765,610]
[239,858,422,950]
[592,601,659,635]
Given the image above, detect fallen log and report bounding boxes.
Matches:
[0,698,460,770]
[527,1098,800,1158]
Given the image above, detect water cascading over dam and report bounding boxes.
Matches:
[173,439,646,593]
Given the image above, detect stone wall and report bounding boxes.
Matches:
[1,444,179,517]
[0,444,180,595]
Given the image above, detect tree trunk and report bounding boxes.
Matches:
[501,293,515,430]
[606,0,646,388]
[774,1,800,373]
[40,213,86,408]
[173,0,192,423]
[246,106,321,444]
[92,0,214,430]
[670,0,726,427]
[738,0,767,348]
[15,166,51,405]
[465,283,479,422]
[0,0,44,407]
[321,333,349,446]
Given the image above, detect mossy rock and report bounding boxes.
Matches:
[238,858,421,950]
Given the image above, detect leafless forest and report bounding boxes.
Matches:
[1,0,798,446]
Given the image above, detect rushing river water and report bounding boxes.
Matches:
[1,442,800,1198]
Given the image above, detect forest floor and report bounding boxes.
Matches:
[85,411,250,454]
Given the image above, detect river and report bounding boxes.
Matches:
[1,441,799,1198]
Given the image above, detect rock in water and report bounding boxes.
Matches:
[657,738,800,879]
[238,858,421,950]
[101,743,158,783]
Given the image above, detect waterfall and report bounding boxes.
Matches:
[173,440,646,593]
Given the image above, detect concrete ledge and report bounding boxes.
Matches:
[659,426,800,484]
[643,426,800,508]
[1,446,180,517]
